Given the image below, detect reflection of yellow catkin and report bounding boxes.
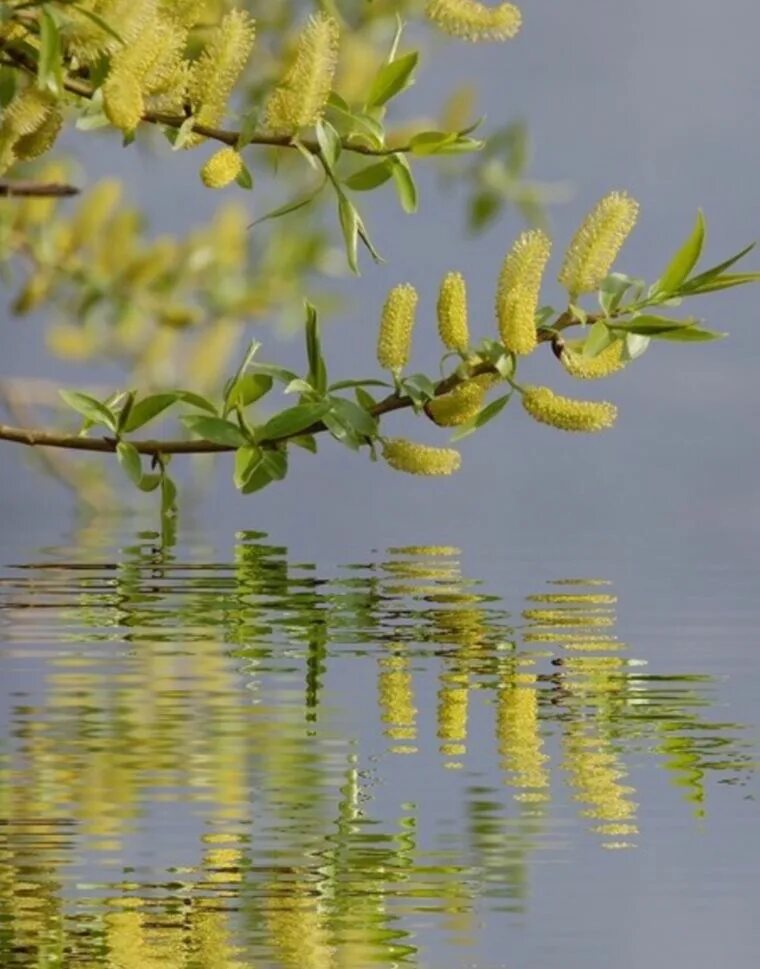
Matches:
[522,386,617,432]
[264,14,340,135]
[426,1,522,42]
[496,229,551,356]
[558,191,639,295]
[561,338,627,380]
[438,672,469,761]
[186,10,256,146]
[437,271,470,351]
[497,675,549,801]
[200,147,243,188]
[378,653,418,751]
[377,283,418,373]
[427,375,492,426]
[382,439,461,476]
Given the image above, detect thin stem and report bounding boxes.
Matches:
[0,180,80,197]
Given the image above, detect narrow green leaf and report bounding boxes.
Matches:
[240,450,288,494]
[234,445,263,490]
[654,210,706,295]
[226,374,273,409]
[389,154,418,213]
[261,402,331,441]
[343,160,394,192]
[329,378,390,392]
[582,320,613,358]
[235,163,254,190]
[174,390,218,415]
[654,326,726,342]
[315,119,342,168]
[338,196,359,274]
[366,51,418,108]
[611,314,697,335]
[116,442,142,486]
[677,243,755,294]
[322,411,363,450]
[304,301,328,394]
[409,131,457,156]
[290,435,318,453]
[59,390,117,431]
[328,397,378,438]
[123,393,180,432]
[182,415,249,446]
[248,180,326,228]
[679,271,760,295]
[354,387,377,411]
[39,9,64,96]
[250,363,301,384]
[450,393,512,441]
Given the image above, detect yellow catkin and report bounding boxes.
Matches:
[186,10,256,146]
[427,375,492,426]
[382,439,462,476]
[560,338,627,380]
[377,282,418,373]
[558,191,640,295]
[102,73,144,132]
[426,0,522,42]
[496,229,551,356]
[522,386,617,432]
[1,87,57,137]
[437,271,470,352]
[200,147,243,188]
[264,14,340,135]
[13,107,63,161]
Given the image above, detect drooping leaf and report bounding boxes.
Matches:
[450,393,512,441]
[389,154,418,213]
[343,160,394,192]
[315,119,342,168]
[338,196,359,274]
[328,397,378,438]
[582,320,614,358]
[654,326,726,342]
[116,442,142,486]
[304,301,328,394]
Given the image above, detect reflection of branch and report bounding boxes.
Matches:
[0,181,79,198]
[0,321,579,457]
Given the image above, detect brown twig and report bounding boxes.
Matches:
[0,181,80,198]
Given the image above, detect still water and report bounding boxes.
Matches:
[0,528,757,968]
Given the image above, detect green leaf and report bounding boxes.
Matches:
[116,442,142,486]
[676,243,755,294]
[354,387,377,411]
[611,314,697,335]
[290,434,318,453]
[582,320,613,358]
[261,402,331,441]
[59,390,117,432]
[329,378,390,392]
[174,390,218,415]
[654,210,706,295]
[250,363,301,384]
[679,270,760,295]
[240,450,288,494]
[136,472,162,493]
[402,374,437,406]
[123,393,180,432]
[161,474,177,518]
[654,326,726,342]
[172,115,197,150]
[182,415,249,446]
[249,180,326,228]
[328,397,378,438]
[598,273,640,316]
[409,131,458,156]
[343,160,394,192]
[389,154,418,213]
[322,411,364,451]
[366,51,418,108]
[235,163,254,190]
[623,333,651,360]
[225,374,273,409]
[315,119,342,168]
[305,301,328,394]
[39,9,64,96]
[451,393,512,442]
[338,196,360,274]
[233,445,263,490]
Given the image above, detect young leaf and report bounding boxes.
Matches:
[328,397,378,438]
[174,391,218,415]
[389,154,418,214]
[343,160,394,192]
[329,378,390,392]
[338,196,360,274]
[582,320,614,358]
[39,9,64,96]
[654,210,706,295]
[260,402,331,441]
[305,301,328,394]
[315,119,342,168]
[226,374,273,410]
[234,445,263,490]
[450,393,512,441]
[240,450,288,494]
[409,131,458,156]
[290,435,318,453]
[654,326,726,342]
[235,163,254,190]
[116,442,142,486]
[611,314,697,335]
[123,393,180,433]
[676,243,755,295]
[248,180,327,228]
[182,415,249,446]
[59,390,117,432]
[366,51,418,109]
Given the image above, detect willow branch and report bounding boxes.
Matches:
[0,325,582,458]
[0,180,80,197]
[1,45,416,158]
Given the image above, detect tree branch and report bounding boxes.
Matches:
[0,180,80,197]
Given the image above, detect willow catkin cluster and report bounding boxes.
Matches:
[200,148,243,188]
[521,386,617,432]
[558,191,640,296]
[560,338,627,380]
[426,0,522,42]
[185,9,256,146]
[0,87,62,174]
[264,14,340,136]
[377,283,418,374]
[496,229,551,356]
[65,0,156,65]
[437,271,470,352]
[382,439,462,476]
[427,375,494,426]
